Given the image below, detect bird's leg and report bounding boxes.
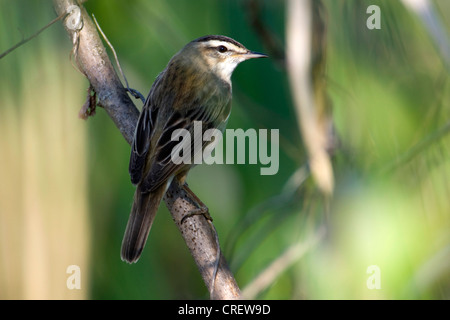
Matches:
[180,183,213,224]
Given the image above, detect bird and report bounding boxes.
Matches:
[121,35,267,263]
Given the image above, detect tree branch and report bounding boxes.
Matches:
[53,0,240,300]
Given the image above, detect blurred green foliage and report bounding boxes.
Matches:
[1,0,449,299]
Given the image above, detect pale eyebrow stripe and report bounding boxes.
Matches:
[194,35,246,50]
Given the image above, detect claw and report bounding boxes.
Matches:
[180,206,212,225]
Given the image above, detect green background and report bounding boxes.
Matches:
[0,0,449,299]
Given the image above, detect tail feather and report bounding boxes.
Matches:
[121,185,165,263]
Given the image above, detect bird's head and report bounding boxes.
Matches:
[175,35,268,83]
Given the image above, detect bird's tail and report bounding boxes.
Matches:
[121,184,166,263]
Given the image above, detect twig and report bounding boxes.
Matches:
[53,0,240,300]
[92,14,145,103]
[242,226,326,299]
[0,12,67,59]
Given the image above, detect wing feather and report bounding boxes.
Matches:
[140,104,227,193]
[129,100,158,185]
[129,69,231,192]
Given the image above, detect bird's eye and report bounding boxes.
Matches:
[217,45,228,53]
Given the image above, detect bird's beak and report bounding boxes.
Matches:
[243,50,268,60]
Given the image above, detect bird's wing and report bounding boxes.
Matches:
[140,104,225,193]
[129,96,158,185]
